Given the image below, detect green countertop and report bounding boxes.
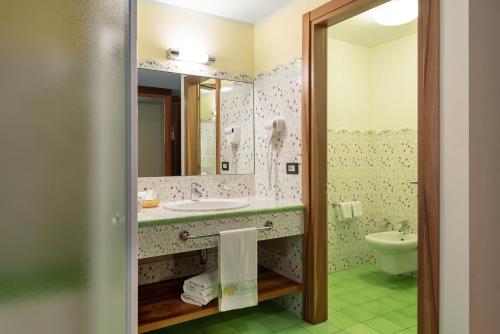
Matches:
[138,197,305,227]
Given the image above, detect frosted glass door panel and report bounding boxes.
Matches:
[0,1,132,334]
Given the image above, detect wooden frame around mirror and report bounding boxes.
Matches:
[301,1,440,333]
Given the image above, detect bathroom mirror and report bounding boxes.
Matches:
[138,68,254,177]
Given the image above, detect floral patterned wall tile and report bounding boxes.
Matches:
[252,60,304,316]
[327,128,418,273]
[259,235,303,317]
[139,251,217,285]
[137,174,255,202]
[139,59,253,82]
[139,210,304,259]
[200,120,217,175]
[220,81,255,175]
[254,59,303,201]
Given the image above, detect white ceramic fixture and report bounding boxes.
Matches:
[365,231,418,275]
[371,0,418,26]
[163,198,249,212]
[167,48,215,64]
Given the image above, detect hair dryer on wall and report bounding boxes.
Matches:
[224,126,241,147]
[264,118,285,144]
[265,118,286,190]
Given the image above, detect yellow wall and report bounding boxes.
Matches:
[138,0,329,76]
[254,0,329,74]
[327,39,371,129]
[328,39,372,129]
[371,33,417,129]
[328,33,417,130]
[138,0,254,76]
[199,90,215,121]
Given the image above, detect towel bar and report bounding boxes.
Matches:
[331,200,359,207]
[179,221,273,241]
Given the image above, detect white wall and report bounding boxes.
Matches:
[440,0,470,333]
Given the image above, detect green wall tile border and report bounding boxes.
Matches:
[138,204,305,227]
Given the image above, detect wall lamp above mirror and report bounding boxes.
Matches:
[167,48,216,65]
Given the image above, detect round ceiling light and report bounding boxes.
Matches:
[372,0,418,26]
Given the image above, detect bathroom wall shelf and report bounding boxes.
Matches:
[138,267,303,333]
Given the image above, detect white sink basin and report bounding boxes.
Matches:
[365,231,418,275]
[162,198,249,212]
[365,231,417,255]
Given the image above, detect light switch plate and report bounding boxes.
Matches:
[286,162,299,175]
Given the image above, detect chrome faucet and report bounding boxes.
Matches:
[399,220,411,235]
[219,180,232,194]
[191,183,203,201]
[383,218,392,230]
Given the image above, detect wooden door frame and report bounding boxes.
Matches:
[215,79,222,174]
[138,86,173,176]
[301,1,440,333]
[183,76,201,175]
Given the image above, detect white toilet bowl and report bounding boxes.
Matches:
[365,231,418,275]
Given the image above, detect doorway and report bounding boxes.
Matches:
[301,1,439,333]
[327,8,418,333]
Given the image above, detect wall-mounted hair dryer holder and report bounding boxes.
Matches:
[265,118,285,143]
[224,126,241,146]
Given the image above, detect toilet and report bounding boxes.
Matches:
[365,231,418,275]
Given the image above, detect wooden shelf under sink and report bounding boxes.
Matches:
[138,267,303,333]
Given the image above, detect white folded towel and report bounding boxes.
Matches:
[180,269,219,306]
[218,227,258,312]
[351,201,363,218]
[180,291,217,306]
[183,284,217,298]
[339,202,353,219]
[183,269,218,291]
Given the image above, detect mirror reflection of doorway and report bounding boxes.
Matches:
[183,76,221,176]
[137,68,255,177]
[138,86,180,177]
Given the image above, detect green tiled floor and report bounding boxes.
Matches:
[152,264,417,334]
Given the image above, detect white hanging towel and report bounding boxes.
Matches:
[218,227,258,312]
[351,201,363,218]
[339,202,353,219]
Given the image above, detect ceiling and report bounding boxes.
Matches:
[139,69,181,96]
[150,0,296,24]
[328,10,417,47]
